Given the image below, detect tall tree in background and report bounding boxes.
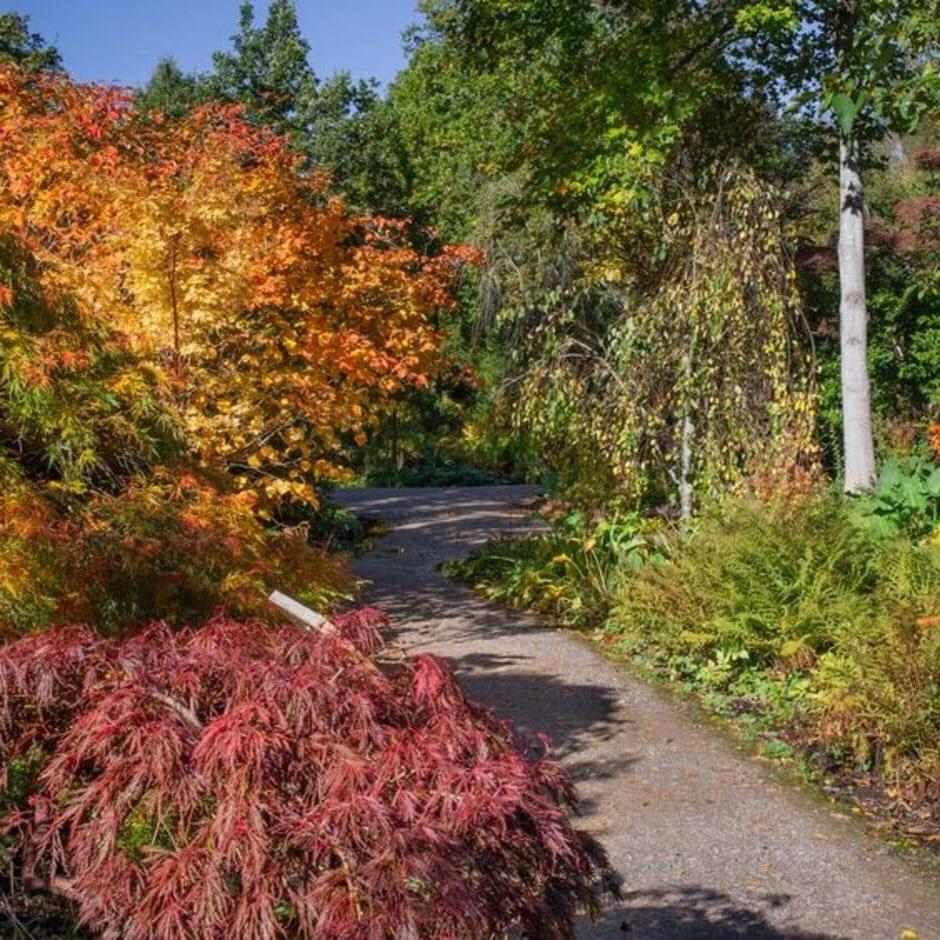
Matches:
[136,57,207,118]
[0,12,61,72]
[822,2,940,491]
[137,1,405,212]
[388,1,820,504]
[423,0,940,493]
[833,3,876,493]
[209,0,315,137]
[736,1,940,490]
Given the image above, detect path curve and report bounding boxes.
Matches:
[335,485,940,939]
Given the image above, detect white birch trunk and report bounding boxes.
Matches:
[678,348,694,520]
[838,133,876,492]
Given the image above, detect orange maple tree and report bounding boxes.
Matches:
[0,66,472,507]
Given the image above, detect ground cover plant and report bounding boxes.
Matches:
[0,610,609,939]
[852,455,940,539]
[608,492,940,826]
[444,509,661,630]
[449,457,940,843]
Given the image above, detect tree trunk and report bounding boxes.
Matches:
[838,132,876,492]
[678,348,694,520]
[679,409,694,520]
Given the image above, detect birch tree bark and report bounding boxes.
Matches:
[838,133,876,492]
[678,348,695,521]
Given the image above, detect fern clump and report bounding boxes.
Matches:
[608,496,940,800]
[613,498,880,669]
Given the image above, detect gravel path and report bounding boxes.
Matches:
[335,485,940,939]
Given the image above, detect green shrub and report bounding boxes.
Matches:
[611,499,880,670]
[850,454,940,539]
[445,510,660,629]
[608,497,940,798]
[809,538,940,792]
[359,458,504,488]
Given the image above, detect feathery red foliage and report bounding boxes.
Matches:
[0,610,608,938]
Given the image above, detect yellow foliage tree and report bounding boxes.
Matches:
[0,67,469,508]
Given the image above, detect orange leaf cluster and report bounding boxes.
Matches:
[0,66,470,507]
[0,469,349,641]
[928,422,940,459]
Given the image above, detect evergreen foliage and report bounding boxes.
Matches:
[0,12,61,73]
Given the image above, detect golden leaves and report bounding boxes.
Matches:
[0,65,465,511]
[508,165,818,507]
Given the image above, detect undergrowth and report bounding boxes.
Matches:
[353,459,506,488]
[442,509,663,630]
[448,486,940,842]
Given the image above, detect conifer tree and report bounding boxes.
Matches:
[0,12,61,73]
[137,57,207,119]
[209,0,316,137]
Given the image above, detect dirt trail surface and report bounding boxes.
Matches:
[334,485,940,939]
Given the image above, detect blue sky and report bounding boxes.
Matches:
[10,1,421,88]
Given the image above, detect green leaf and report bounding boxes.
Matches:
[858,512,899,540]
[829,92,863,135]
[926,468,940,497]
[878,458,902,490]
[899,474,927,511]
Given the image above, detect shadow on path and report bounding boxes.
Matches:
[594,885,847,938]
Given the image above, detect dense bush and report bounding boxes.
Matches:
[452,489,940,822]
[0,64,471,513]
[0,471,350,640]
[0,610,608,939]
[612,499,881,668]
[0,134,350,642]
[609,497,940,796]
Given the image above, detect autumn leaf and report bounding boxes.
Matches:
[0,64,469,511]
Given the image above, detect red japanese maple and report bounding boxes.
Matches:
[0,609,608,938]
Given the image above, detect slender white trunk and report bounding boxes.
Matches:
[679,349,694,520]
[838,134,876,492]
[679,410,694,520]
